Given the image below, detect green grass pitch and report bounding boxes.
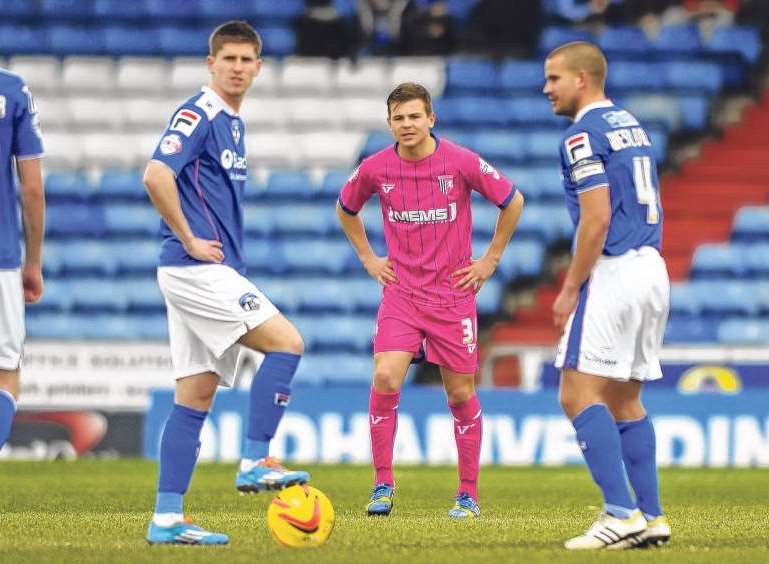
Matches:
[1,460,767,563]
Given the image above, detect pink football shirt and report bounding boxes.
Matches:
[339,136,516,306]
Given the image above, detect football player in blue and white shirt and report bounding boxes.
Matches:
[143,21,308,546]
[0,69,44,454]
[543,42,670,550]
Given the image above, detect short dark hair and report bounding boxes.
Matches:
[209,20,262,57]
[387,82,433,117]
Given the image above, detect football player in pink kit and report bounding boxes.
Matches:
[337,82,524,518]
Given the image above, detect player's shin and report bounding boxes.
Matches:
[0,389,16,449]
[243,352,300,463]
[618,416,663,519]
[572,404,636,517]
[449,395,482,499]
[154,403,208,522]
[369,388,399,486]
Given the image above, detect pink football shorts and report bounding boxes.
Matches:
[373,288,478,374]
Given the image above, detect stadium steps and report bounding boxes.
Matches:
[661,91,769,281]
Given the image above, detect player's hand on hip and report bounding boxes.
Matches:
[363,255,397,286]
[452,256,496,293]
[21,263,43,304]
[183,237,224,263]
[553,286,579,333]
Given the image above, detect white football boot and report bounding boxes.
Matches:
[613,515,671,549]
[564,510,647,550]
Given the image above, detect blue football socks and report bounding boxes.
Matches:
[572,404,636,518]
[0,390,17,449]
[244,352,300,460]
[155,403,208,515]
[618,416,663,520]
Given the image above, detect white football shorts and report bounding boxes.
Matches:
[554,246,670,381]
[0,268,24,370]
[157,264,279,386]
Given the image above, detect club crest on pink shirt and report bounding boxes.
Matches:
[437,175,454,194]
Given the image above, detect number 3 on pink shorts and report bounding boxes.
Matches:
[461,317,475,345]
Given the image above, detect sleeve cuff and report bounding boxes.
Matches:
[497,186,516,209]
[338,198,359,215]
[576,183,609,194]
[15,153,43,161]
[149,158,179,178]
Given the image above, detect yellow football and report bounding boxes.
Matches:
[267,484,335,548]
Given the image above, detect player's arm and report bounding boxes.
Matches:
[17,157,44,303]
[453,191,524,291]
[336,201,396,286]
[143,161,223,263]
[553,185,610,331]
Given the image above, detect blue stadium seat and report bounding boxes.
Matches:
[25,313,73,339]
[146,0,201,20]
[498,61,546,92]
[435,97,506,127]
[296,278,353,313]
[472,203,500,238]
[103,27,160,56]
[539,26,594,52]
[445,59,497,94]
[254,0,305,19]
[60,240,118,276]
[732,207,769,241]
[47,204,105,237]
[133,314,169,340]
[743,243,769,277]
[476,278,502,315]
[526,130,561,161]
[706,25,762,64]
[513,204,564,242]
[501,97,563,126]
[70,279,129,312]
[94,0,148,20]
[691,244,744,279]
[40,0,94,19]
[669,283,701,316]
[0,25,49,55]
[244,239,285,274]
[114,240,158,273]
[678,96,710,130]
[310,315,373,352]
[346,278,381,312]
[662,61,722,94]
[598,26,652,54]
[717,319,769,345]
[199,0,256,19]
[510,166,563,202]
[3,0,39,18]
[664,316,718,343]
[265,170,314,199]
[49,25,106,56]
[697,281,759,317]
[624,95,680,131]
[318,170,349,199]
[281,239,352,274]
[606,62,663,91]
[156,26,210,56]
[298,353,372,385]
[259,27,297,57]
[99,170,146,201]
[497,240,546,279]
[467,131,525,163]
[244,205,275,237]
[36,279,72,312]
[123,279,165,312]
[43,241,65,277]
[272,205,332,236]
[46,172,94,202]
[647,127,668,162]
[360,132,393,159]
[654,24,702,53]
[257,278,300,313]
[104,204,159,237]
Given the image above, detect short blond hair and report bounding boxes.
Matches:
[547,41,607,89]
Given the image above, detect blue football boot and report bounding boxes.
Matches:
[235,456,310,493]
[448,492,480,519]
[366,483,395,516]
[146,518,229,545]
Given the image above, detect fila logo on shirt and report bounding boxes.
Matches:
[565,132,593,164]
[274,392,290,407]
[170,108,201,137]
